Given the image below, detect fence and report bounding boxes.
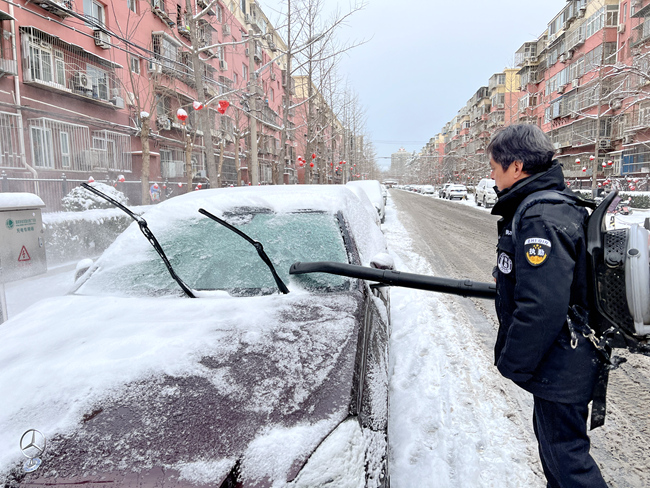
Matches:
[0,172,148,212]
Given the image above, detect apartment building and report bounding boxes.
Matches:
[0,0,345,209]
[424,0,650,188]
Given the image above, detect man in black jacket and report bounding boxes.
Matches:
[488,124,607,487]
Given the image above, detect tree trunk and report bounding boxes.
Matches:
[235,133,241,186]
[185,133,193,191]
[141,117,151,205]
[217,139,224,188]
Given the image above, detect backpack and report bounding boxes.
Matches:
[513,190,650,428]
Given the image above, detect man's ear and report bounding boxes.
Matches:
[512,160,528,180]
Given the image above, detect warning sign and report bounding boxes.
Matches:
[18,246,31,262]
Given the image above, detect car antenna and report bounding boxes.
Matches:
[198,208,289,294]
[80,183,196,298]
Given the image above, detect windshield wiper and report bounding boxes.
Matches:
[198,208,289,294]
[81,183,196,298]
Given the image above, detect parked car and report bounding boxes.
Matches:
[380,184,388,205]
[475,178,497,208]
[421,185,436,195]
[346,181,382,227]
[0,186,390,488]
[347,180,386,224]
[446,184,468,200]
[440,183,452,199]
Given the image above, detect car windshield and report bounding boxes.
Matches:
[75,210,351,297]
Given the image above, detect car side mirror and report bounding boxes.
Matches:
[370,253,395,271]
[74,258,94,282]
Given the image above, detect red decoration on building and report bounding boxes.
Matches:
[309,162,314,167]
[602,162,607,167]
[589,155,595,161]
[118,174,125,182]
[575,158,581,164]
[176,108,188,122]
[311,153,316,159]
[193,101,204,110]
[88,176,95,183]
[582,167,587,172]
[178,182,183,187]
[607,160,613,166]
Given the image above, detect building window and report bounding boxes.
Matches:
[270,87,274,102]
[152,33,178,69]
[87,65,109,100]
[28,38,66,88]
[83,0,106,27]
[30,126,54,168]
[60,132,70,167]
[242,63,248,81]
[130,56,140,74]
[127,0,137,13]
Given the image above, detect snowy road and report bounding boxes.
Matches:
[389,189,650,488]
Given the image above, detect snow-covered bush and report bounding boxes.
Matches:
[61,182,128,212]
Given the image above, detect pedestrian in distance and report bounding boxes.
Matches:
[488,124,608,488]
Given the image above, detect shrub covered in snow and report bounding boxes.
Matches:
[61,182,128,212]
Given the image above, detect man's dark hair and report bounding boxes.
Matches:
[487,124,555,174]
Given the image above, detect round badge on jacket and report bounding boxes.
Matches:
[524,237,551,266]
[498,252,513,274]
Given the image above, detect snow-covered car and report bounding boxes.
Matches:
[380,184,388,205]
[440,183,452,199]
[346,180,386,224]
[475,178,497,208]
[421,185,436,195]
[0,186,390,488]
[346,181,382,226]
[446,184,468,200]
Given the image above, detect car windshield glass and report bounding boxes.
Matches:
[75,211,351,297]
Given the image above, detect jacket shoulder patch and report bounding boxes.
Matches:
[524,237,551,266]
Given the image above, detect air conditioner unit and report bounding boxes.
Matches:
[148,61,163,74]
[572,78,580,88]
[557,85,565,94]
[618,23,626,34]
[624,135,634,144]
[93,30,111,49]
[158,117,171,130]
[72,71,92,90]
[111,96,125,109]
[599,139,612,149]
[559,54,567,63]
[497,103,504,109]
[219,59,227,71]
[126,92,136,106]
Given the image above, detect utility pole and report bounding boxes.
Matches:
[248,28,259,185]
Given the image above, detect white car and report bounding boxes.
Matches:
[347,180,386,224]
[421,185,436,195]
[440,183,452,199]
[446,184,468,200]
[476,178,497,208]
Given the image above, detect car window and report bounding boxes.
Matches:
[76,211,351,297]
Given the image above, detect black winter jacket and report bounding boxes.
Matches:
[491,163,601,404]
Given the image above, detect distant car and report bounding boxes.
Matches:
[447,184,468,200]
[476,178,497,208]
[421,185,436,195]
[380,184,388,205]
[347,180,386,224]
[0,185,390,488]
[440,183,452,199]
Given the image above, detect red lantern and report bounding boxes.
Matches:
[330,162,333,167]
[197,182,202,189]
[178,182,183,188]
[607,160,613,166]
[193,101,204,110]
[598,182,602,187]
[176,108,188,122]
[630,185,637,191]
[575,158,581,164]
[298,161,304,167]
[153,183,159,190]
[589,155,595,161]
[566,181,571,187]
[118,174,125,182]
[342,160,346,164]
[217,100,230,114]
[602,162,607,168]
[309,162,314,168]
[582,167,587,172]
[163,184,167,189]
[88,176,95,183]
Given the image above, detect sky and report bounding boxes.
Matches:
[258,0,570,170]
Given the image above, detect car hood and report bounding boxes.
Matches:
[0,291,364,487]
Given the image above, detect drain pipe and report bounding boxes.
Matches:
[8,4,38,189]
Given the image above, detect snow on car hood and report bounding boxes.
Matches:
[0,290,364,486]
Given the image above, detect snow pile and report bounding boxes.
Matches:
[61,181,128,212]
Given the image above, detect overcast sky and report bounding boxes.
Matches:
[258,0,568,170]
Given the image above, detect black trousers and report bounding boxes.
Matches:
[532,396,608,488]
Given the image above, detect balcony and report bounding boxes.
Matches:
[32,0,72,18]
[632,18,650,46]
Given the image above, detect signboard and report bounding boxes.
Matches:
[0,195,47,284]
